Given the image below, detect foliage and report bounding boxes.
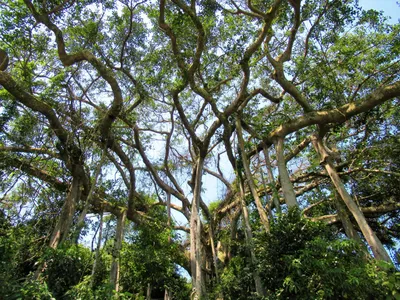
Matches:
[119,202,190,298]
[1,0,400,299]
[216,255,262,300]
[66,275,135,300]
[0,211,48,297]
[42,244,93,298]
[18,279,55,300]
[215,209,398,299]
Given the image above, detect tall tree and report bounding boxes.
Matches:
[1,0,400,298]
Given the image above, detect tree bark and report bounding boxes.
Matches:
[165,192,171,299]
[262,145,282,213]
[49,176,81,248]
[236,117,270,233]
[333,191,363,244]
[237,170,265,296]
[208,219,219,284]
[91,212,104,288]
[74,148,106,242]
[311,134,392,263]
[33,177,81,280]
[228,209,241,262]
[164,289,170,300]
[167,192,171,242]
[146,283,151,300]
[190,155,205,298]
[110,210,126,292]
[274,137,298,207]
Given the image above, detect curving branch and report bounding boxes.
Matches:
[258,81,400,147]
[23,0,123,142]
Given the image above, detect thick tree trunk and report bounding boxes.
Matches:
[237,171,265,296]
[263,145,281,213]
[190,155,205,298]
[236,118,270,233]
[274,137,298,207]
[34,177,81,280]
[333,191,363,244]
[110,210,126,292]
[312,134,392,263]
[49,176,81,248]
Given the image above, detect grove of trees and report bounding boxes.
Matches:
[1,0,400,299]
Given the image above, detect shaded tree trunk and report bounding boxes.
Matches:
[74,148,106,242]
[110,210,126,292]
[256,150,273,218]
[333,191,363,244]
[208,219,219,284]
[228,209,241,262]
[34,176,81,280]
[165,192,171,298]
[146,283,151,300]
[237,169,265,296]
[167,192,171,242]
[236,117,270,233]
[49,176,81,248]
[263,145,282,213]
[91,212,104,288]
[164,289,170,300]
[274,137,298,208]
[311,134,392,263]
[190,155,206,298]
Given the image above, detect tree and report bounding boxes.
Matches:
[1,0,400,299]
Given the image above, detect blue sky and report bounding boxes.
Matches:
[359,0,399,23]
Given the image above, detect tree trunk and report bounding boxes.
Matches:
[34,177,81,280]
[74,148,106,242]
[167,192,171,242]
[190,155,205,298]
[263,145,281,213]
[208,220,219,284]
[165,192,171,298]
[110,210,126,292]
[274,137,298,207]
[164,289,170,300]
[257,150,273,218]
[333,191,363,244]
[228,209,241,262]
[311,134,392,263]
[237,170,265,296]
[146,283,151,300]
[91,212,104,288]
[236,117,270,233]
[49,176,81,248]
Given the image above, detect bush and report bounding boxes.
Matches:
[255,208,393,299]
[43,244,93,298]
[214,208,398,299]
[19,279,54,300]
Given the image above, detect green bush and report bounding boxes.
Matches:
[19,279,54,300]
[255,208,395,299]
[43,244,93,298]
[217,255,262,300]
[214,208,399,300]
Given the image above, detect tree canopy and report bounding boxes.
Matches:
[1,0,400,298]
